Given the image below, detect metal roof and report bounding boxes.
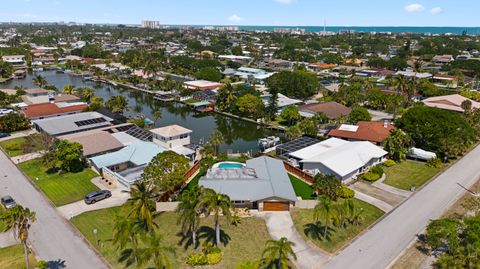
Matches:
[199,156,297,202]
[32,112,113,136]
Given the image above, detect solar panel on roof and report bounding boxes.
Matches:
[74,117,108,127]
[276,136,321,160]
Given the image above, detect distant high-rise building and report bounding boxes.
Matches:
[141,20,160,29]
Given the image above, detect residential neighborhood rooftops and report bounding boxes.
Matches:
[328,121,395,144]
[298,102,352,119]
[199,156,297,202]
[422,94,480,112]
[32,111,113,136]
[59,131,124,156]
[24,88,49,95]
[21,102,88,119]
[150,124,192,138]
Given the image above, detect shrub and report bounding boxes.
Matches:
[207,252,223,265]
[186,253,208,266]
[383,160,396,167]
[362,172,381,182]
[370,165,384,176]
[337,185,355,199]
[427,157,442,168]
[36,260,48,269]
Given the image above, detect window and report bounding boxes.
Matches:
[180,133,189,139]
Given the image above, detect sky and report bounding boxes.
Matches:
[0,0,478,27]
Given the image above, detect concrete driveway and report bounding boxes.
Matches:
[57,187,129,219]
[0,129,36,142]
[255,211,329,269]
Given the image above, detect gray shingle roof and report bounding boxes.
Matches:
[32,112,113,136]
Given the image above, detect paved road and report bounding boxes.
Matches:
[256,211,328,269]
[324,144,480,269]
[0,150,108,269]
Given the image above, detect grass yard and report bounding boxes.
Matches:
[0,244,37,269]
[383,160,440,191]
[71,207,271,269]
[0,136,44,157]
[18,158,99,206]
[291,198,384,252]
[289,174,314,200]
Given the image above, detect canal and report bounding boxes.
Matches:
[0,70,283,153]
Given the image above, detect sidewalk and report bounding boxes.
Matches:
[0,231,17,248]
[372,174,412,198]
[354,191,393,212]
[0,129,37,142]
[11,151,45,164]
[254,211,329,269]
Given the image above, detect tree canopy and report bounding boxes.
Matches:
[266,71,319,99]
[141,151,190,194]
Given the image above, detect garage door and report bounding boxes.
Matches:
[263,201,290,211]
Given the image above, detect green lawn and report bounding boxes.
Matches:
[383,160,440,191]
[71,207,271,269]
[0,244,37,269]
[0,136,44,157]
[18,158,100,206]
[289,174,314,200]
[291,198,384,252]
[184,98,198,104]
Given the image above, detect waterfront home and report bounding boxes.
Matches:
[1,55,26,68]
[233,67,275,84]
[298,101,352,119]
[32,111,114,136]
[328,121,394,145]
[421,94,480,112]
[184,80,223,90]
[22,102,88,120]
[260,92,302,113]
[59,130,125,158]
[199,156,297,211]
[150,124,196,161]
[286,138,387,182]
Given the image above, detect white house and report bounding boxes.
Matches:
[288,138,388,182]
[150,124,196,161]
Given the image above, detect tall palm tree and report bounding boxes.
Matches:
[261,237,297,269]
[313,195,338,238]
[137,232,175,269]
[33,74,47,88]
[0,206,36,269]
[208,130,224,157]
[224,83,236,110]
[113,217,144,267]
[82,88,94,103]
[197,188,232,246]
[153,110,162,124]
[176,186,201,248]
[124,180,159,233]
[63,85,75,95]
[392,75,412,107]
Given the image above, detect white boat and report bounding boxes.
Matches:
[258,136,280,150]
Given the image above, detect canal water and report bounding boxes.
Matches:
[0,70,282,153]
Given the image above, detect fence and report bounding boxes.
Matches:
[283,161,314,184]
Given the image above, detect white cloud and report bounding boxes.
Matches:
[228,14,244,23]
[404,3,425,13]
[431,7,442,14]
[273,0,296,4]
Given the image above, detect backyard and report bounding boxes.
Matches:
[71,207,271,268]
[383,160,440,191]
[291,198,384,252]
[289,174,314,200]
[0,244,37,269]
[18,158,99,206]
[0,136,44,157]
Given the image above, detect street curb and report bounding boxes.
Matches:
[0,146,113,269]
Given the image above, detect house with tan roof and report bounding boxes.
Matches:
[422,94,480,113]
[59,130,125,157]
[298,102,352,119]
[328,121,394,145]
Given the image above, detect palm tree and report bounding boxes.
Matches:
[106,95,128,114]
[153,110,162,124]
[81,88,94,103]
[33,74,47,88]
[224,83,236,110]
[176,186,201,248]
[124,180,159,233]
[137,232,174,269]
[113,217,144,267]
[63,85,75,95]
[197,188,232,246]
[393,75,413,107]
[208,130,224,157]
[261,237,297,269]
[0,206,36,269]
[313,195,338,238]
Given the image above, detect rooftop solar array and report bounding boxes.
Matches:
[74,117,107,127]
[276,136,321,160]
[125,125,153,141]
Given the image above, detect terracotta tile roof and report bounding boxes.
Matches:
[298,102,352,119]
[22,103,88,118]
[328,121,394,144]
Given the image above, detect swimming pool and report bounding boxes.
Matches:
[218,163,245,169]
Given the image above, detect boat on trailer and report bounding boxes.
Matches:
[258,136,280,150]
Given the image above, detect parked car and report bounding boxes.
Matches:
[84,190,112,204]
[1,195,17,209]
[0,132,10,138]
